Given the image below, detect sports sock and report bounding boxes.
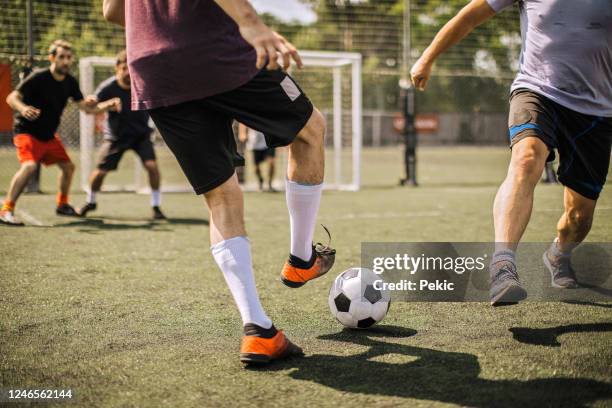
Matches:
[2,200,15,212]
[211,236,272,329]
[285,178,323,262]
[548,237,572,259]
[490,249,516,277]
[151,190,161,207]
[57,193,69,206]
[87,190,97,204]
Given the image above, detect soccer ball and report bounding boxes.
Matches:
[328,267,391,329]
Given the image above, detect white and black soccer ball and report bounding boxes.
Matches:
[328,267,391,329]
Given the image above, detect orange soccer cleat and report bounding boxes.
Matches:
[280,227,336,288]
[240,324,304,365]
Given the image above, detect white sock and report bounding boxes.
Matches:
[87,190,96,204]
[151,190,161,207]
[211,236,272,328]
[285,178,323,262]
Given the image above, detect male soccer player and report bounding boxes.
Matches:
[79,50,166,220]
[238,123,277,192]
[1,40,121,226]
[103,0,335,364]
[410,0,611,305]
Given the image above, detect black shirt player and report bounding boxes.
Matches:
[79,50,166,220]
[1,39,120,226]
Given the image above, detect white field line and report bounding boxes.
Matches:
[16,210,45,226]
[246,210,441,222]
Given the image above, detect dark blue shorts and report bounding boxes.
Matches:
[508,89,611,200]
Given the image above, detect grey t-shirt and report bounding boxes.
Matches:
[487,0,612,117]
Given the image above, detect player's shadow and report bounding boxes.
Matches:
[260,325,611,407]
[510,322,612,347]
[53,216,208,232]
[563,300,612,308]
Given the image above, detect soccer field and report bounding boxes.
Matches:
[1,146,611,407]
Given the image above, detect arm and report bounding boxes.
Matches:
[6,90,40,121]
[103,0,125,26]
[214,0,302,70]
[410,0,496,90]
[78,96,121,114]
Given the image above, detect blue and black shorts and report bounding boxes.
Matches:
[508,88,611,200]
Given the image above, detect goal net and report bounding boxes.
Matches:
[78,51,362,193]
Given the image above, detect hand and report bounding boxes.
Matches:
[20,105,40,121]
[239,20,302,70]
[410,57,433,91]
[84,95,98,107]
[107,97,122,112]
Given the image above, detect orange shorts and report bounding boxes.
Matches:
[13,133,71,165]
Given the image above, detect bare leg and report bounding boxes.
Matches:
[143,160,161,191]
[5,161,38,204]
[493,137,549,252]
[266,155,275,189]
[556,187,596,252]
[287,108,325,184]
[205,173,246,245]
[254,162,263,190]
[89,169,108,193]
[57,160,75,198]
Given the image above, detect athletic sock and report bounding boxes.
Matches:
[211,236,272,329]
[2,200,15,212]
[285,178,323,262]
[57,193,69,206]
[87,190,97,204]
[151,190,161,207]
[548,237,572,259]
[490,249,516,278]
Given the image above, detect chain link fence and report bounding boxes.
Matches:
[0,0,521,191]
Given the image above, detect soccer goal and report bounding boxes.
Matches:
[78,51,362,193]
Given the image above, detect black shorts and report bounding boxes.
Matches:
[97,137,156,171]
[253,147,275,165]
[149,69,314,194]
[508,89,612,200]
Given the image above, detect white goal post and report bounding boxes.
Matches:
[79,50,362,192]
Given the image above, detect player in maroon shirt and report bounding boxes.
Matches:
[104,0,335,365]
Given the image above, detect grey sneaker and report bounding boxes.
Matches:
[489,260,527,306]
[543,248,578,288]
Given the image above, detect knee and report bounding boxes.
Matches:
[61,161,75,174]
[92,169,108,180]
[296,108,326,147]
[204,176,242,209]
[20,161,38,175]
[144,160,158,174]
[509,144,546,182]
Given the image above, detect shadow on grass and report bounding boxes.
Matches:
[52,216,208,232]
[510,322,612,347]
[563,300,612,309]
[254,325,611,407]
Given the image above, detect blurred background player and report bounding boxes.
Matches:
[79,50,166,220]
[0,39,120,226]
[238,123,277,192]
[410,0,611,305]
[104,0,334,364]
